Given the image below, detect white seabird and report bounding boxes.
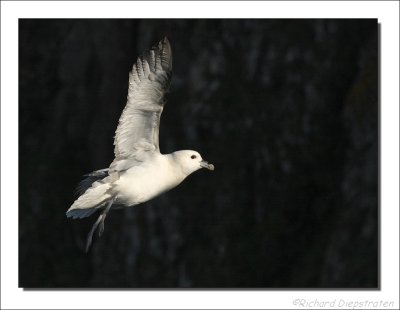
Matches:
[66,37,214,251]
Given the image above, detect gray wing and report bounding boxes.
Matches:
[112,37,172,171]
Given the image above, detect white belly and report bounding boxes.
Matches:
[113,155,184,206]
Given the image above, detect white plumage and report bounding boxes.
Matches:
[66,37,214,251]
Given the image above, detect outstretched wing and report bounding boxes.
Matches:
[113,37,172,164]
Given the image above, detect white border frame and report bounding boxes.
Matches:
[1,1,399,309]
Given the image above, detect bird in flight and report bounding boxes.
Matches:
[66,37,214,251]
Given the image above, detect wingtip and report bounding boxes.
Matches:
[157,36,172,70]
[159,36,171,52]
[162,36,169,44]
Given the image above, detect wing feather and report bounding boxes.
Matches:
[112,37,172,168]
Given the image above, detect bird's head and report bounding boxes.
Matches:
[171,150,214,176]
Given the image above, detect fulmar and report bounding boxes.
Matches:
[66,38,214,251]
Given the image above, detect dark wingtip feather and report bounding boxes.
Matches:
[75,170,108,196]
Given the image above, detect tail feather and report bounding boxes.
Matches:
[66,208,98,219]
[67,180,112,219]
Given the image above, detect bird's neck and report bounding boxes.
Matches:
[164,153,191,179]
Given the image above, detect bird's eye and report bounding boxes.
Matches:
[191,155,197,159]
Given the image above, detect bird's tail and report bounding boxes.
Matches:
[66,181,112,219]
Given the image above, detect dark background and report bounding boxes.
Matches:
[19,19,378,288]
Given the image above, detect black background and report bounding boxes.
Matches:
[19,19,378,288]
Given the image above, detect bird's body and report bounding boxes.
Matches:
[114,153,186,206]
[67,38,214,251]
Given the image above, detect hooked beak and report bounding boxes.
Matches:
[200,160,215,171]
